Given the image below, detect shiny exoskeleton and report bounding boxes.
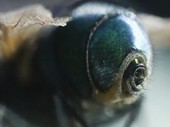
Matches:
[0,1,152,127]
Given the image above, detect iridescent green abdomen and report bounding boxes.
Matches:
[54,2,152,104]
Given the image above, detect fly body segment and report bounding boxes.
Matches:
[54,2,152,126]
[56,1,152,105]
[0,1,152,127]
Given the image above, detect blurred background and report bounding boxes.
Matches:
[0,0,170,127]
[0,0,170,17]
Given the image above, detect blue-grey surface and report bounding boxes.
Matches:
[101,48,170,127]
[134,48,170,127]
[143,48,170,127]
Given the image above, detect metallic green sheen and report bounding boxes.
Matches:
[55,11,151,97]
[89,15,151,91]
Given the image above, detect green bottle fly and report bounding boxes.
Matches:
[53,1,152,105]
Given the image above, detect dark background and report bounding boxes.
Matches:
[0,0,170,17]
